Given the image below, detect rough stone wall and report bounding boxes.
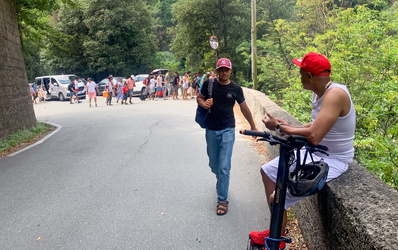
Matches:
[242,87,398,250]
[0,0,37,141]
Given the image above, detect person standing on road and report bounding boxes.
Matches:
[45,80,51,96]
[172,72,180,100]
[86,78,98,107]
[126,75,135,104]
[29,84,36,103]
[182,72,189,100]
[121,83,129,105]
[149,76,157,100]
[105,76,114,105]
[73,79,82,103]
[191,72,200,98]
[68,80,77,104]
[41,84,47,102]
[164,70,172,100]
[37,85,43,103]
[196,58,257,216]
[116,78,124,104]
[107,74,117,97]
[249,52,356,249]
[156,73,163,100]
[32,80,38,104]
[74,78,80,95]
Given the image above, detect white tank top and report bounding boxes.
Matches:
[311,83,356,163]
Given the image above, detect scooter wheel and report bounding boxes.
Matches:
[247,238,264,250]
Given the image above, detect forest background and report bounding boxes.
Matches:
[14,0,398,189]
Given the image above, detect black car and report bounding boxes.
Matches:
[150,69,169,76]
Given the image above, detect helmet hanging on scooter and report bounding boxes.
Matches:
[288,161,329,197]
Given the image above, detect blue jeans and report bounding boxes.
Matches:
[205,127,235,202]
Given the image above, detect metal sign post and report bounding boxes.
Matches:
[251,0,258,89]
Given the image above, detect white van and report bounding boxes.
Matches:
[34,75,86,101]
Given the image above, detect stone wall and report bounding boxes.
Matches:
[0,0,37,141]
[242,87,398,250]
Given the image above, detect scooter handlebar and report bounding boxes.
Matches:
[240,130,328,151]
[239,130,270,138]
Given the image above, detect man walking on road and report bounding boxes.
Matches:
[126,75,135,104]
[86,78,98,107]
[105,76,114,105]
[197,58,257,216]
[68,80,80,104]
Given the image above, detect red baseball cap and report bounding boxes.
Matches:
[292,52,331,76]
[216,58,232,69]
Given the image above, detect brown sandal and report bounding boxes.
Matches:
[217,201,229,216]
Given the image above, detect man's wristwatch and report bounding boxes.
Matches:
[275,123,283,134]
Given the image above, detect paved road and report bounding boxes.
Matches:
[0,96,270,249]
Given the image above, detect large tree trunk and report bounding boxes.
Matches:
[0,0,36,141]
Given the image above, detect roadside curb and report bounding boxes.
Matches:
[7,121,62,157]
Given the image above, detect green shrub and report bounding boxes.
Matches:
[0,122,52,154]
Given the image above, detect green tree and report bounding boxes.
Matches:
[171,0,251,74]
[252,2,398,188]
[46,0,156,80]
[152,0,178,52]
[321,5,398,188]
[14,0,75,80]
[256,0,296,37]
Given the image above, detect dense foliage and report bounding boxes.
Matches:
[171,0,251,76]
[13,0,398,189]
[250,0,398,189]
[15,0,66,80]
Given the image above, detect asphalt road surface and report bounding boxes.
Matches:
[0,96,270,249]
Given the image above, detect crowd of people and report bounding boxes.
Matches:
[29,71,220,106]
[102,75,135,106]
[145,70,217,101]
[29,81,47,104]
[100,72,216,105]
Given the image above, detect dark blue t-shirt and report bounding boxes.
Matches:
[200,79,245,130]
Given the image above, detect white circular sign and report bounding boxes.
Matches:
[209,36,219,50]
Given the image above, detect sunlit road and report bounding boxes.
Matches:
[0,96,269,249]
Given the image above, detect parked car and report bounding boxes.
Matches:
[133,74,149,95]
[96,77,126,96]
[34,75,86,101]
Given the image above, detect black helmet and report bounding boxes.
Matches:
[288,161,329,197]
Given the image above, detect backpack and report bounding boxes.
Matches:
[195,78,215,128]
[67,83,74,92]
